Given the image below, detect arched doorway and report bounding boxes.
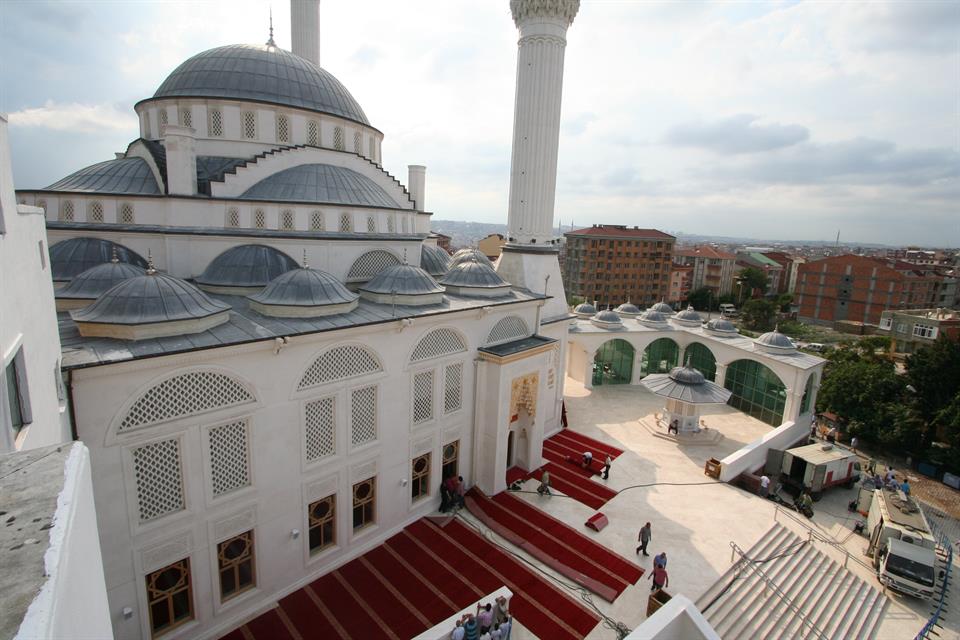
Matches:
[724,359,787,426]
[640,338,679,378]
[592,339,634,386]
[684,342,717,381]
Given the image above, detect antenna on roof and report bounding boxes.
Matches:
[266,6,277,48]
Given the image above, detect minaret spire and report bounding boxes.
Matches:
[266,7,276,48]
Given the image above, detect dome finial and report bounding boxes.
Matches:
[110,246,119,263]
[403,248,408,265]
[302,249,309,269]
[146,250,157,275]
[265,6,276,48]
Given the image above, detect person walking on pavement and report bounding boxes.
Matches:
[601,454,612,480]
[648,563,669,591]
[654,551,667,569]
[636,522,652,556]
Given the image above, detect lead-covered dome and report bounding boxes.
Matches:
[705,317,738,338]
[55,258,146,310]
[638,309,670,329]
[754,328,797,354]
[420,245,451,277]
[248,266,358,318]
[672,306,703,327]
[440,261,510,297]
[50,238,148,283]
[573,302,597,318]
[196,244,298,294]
[150,44,370,125]
[359,264,444,306]
[591,309,623,329]
[45,157,161,195]
[449,248,494,269]
[650,301,675,315]
[615,301,642,317]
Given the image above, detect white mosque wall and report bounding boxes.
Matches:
[717,419,809,482]
[0,115,70,451]
[69,302,546,639]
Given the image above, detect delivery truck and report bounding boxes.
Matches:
[864,487,938,600]
[766,442,860,499]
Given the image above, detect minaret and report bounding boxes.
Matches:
[496,0,579,321]
[291,0,321,66]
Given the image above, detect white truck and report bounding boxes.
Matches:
[864,487,938,600]
[767,442,860,499]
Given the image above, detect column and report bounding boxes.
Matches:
[715,362,728,387]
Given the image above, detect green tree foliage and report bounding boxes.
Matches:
[740,298,776,331]
[933,392,960,472]
[905,337,960,424]
[775,293,794,312]
[737,267,769,298]
[817,353,905,429]
[686,287,714,311]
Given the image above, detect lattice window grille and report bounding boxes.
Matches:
[88,201,104,223]
[366,216,376,233]
[226,207,240,228]
[276,114,291,143]
[410,328,467,363]
[209,420,249,497]
[120,203,135,224]
[60,200,75,222]
[119,371,255,432]
[333,126,344,151]
[387,215,395,233]
[309,210,324,231]
[353,131,361,153]
[346,250,400,281]
[350,385,377,446]
[159,108,169,128]
[280,209,295,230]
[209,108,223,137]
[338,213,352,232]
[298,345,382,390]
[486,316,531,345]
[412,371,434,424]
[242,111,257,139]
[253,209,266,229]
[307,120,320,146]
[132,439,184,522]
[444,362,463,414]
[304,396,335,461]
[179,106,192,128]
[368,138,375,161]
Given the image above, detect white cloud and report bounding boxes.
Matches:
[8,101,138,134]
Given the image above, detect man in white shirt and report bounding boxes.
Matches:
[760,474,770,498]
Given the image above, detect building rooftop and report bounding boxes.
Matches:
[675,246,736,260]
[239,164,400,207]
[565,225,675,240]
[44,157,161,195]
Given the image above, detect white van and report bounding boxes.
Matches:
[719,304,737,317]
[806,343,825,352]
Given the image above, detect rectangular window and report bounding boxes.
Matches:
[253,209,266,229]
[307,120,320,146]
[413,370,434,424]
[146,559,193,637]
[913,324,938,339]
[353,130,362,153]
[208,420,250,497]
[217,531,256,601]
[304,396,335,461]
[226,207,240,228]
[5,348,31,435]
[276,113,291,143]
[280,209,295,230]
[242,111,257,139]
[444,362,462,414]
[308,495,336,554]
[309,210,324,231]
[333,126,344,150]
[411,452,430,502]
[119,203,135,224]
[352,477,376,531]
[179,106,192,128]
[442,441,459,480]
[339,212,352,232]
[350,385,377,446]
[208,108,223,137]
[132,438,184,522]
[879,316,893,330]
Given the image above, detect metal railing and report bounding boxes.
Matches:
[773,503,875,572]
[914,501,955,640]
[728,540,830,640]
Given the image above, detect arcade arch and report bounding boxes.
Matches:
[640,338,679,378]
[683,342,717,381]
[592,339,634,386]
[724,359,787,426]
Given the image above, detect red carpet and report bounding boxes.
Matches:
[550,430,624,459]
[506,465,529,485]
[532,462,617,510]
[221,516,599,640]
[542,442,603,478]
[467,488,642,601]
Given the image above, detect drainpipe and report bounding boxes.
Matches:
[66,369,78,441]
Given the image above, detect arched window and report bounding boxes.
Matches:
[208,108,224,137]
[593,339,634,386]
[178,106,192,128]
[253,209,266,228]
[366,216,376,233]
[346,250,400,282]
[309,210,324,231]
[684,342,717,381]
[307,120,320,146]
[60,200,75,221]
[485,316,530,346]
[387,215,395,233]
[276,113,291,143]
[353,131,362,153]
[88,201,104,223]
[226,207,240,228]
[280,209,295,230]
[119,202,135,224]
[724,359,787,426]
[338,213,352,232]
[158,108,168,129]
[242,111,257,139]
[333,126,344,151]
[410,328,467,363]
[298,344,382,391]
[640,338,679,377]
[800,374,816,414]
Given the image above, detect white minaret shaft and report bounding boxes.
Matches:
[505,0,579,246]
[291,0,321,66]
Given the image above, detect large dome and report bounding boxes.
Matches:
[196,244,298,293]
[149,44,370,126]
[50,238,148,282]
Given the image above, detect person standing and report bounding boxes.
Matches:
[636,522,652,556]
[537,470,552,496]
[759,474,770,498]
[648,563,669,591]
[654,551,667,569]
[451,619,466,640]
[602,454,612,480]
[499,617,512,640]
[850,436,859,453]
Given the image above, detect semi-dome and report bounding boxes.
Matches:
[248,266,358,318]
[45,157,161,195]
[240,164,398,207]
[449,248,494,269]
[638,308,670,329]
[672,306,703,327]
[705,317,739,338]
[196,244,298,294]
[359,264,444,306]
[50,237,148,282]
[149,44,370,126]
[650,301,675,315]
[615,301,642,317]
[754,328,797,354]
[591,309,623,329]
[71,269,230,340]
[573,302,597,318]
[439,261,511,298]
[419,245,451,277]
[55,257,146,310]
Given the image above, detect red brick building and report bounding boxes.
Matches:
[673,246,736,295]
[668,263,693,304]
[796,255,942,326]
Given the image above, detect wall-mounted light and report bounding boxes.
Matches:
[291,529,301,539]
[122,607,134,620]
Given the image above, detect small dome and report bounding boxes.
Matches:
[50,238,147,282]
[45,157,161,195]
[754,328,797,354]
[638,308,669,328]
[196,244,298,293]
[669,365,706,385]
[650,301,675,315]
[439,261,510,297]
[71,270,230,340]
[248,266,358,318]
[705,318,739,337]
[573,302,597,318]
[615,302,642,317]
[420,245,451,277]
[591,309,623,329]
[55,258,146,310]
[449,248,495,269]
[359,264,445,306]
[240,164,398,207]
[672,306,703,326]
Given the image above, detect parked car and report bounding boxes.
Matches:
[719,303,737,317]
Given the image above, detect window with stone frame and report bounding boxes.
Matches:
[158,108,168,129]
[444,362,463,414]
[442,440,459,481]
[253,209,266,229]
[132,438,185,522]
[352,477,375,531]
[353,130,362,153]
[242,111,257,139]
[208,108,224,137]
[119,202,135,224]
[350,385,377,446]
[226,207,240,228]
[366,216,376,233]
[304,396,335,461]
[309,210,324,231]
[280,209,295,230]
[179,106,192,128]
[276,113,291,143]
[411,452,430,502]
[298,344,381,391]
[60,200,75,222]
[308,495,336,554]
[145,558,193,637]
[217,530,256,601]
[333,126,344,151]
[307,120,320,146]
[208,419,250,497]
[368,137,376,161]
[5,347,31,436]
[88,201,104,223]
[387,215,395,233]
[338,212,352,232]
[412,371,434,424]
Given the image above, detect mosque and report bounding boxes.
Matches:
[10,1,825,638]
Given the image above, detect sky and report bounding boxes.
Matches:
[1,0,958,246]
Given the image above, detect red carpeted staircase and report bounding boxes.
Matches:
[466,488,642,602]
[531,463,617,510]
[550,430,624,459]
[219,517,599,640]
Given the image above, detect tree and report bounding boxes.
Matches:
[905,337,960,424]
[775,293,793,312]
[933,392,960,473]
[740,298,776,331]
[737,267,769,300]
[816,353,907,444]
[686,287,715,311]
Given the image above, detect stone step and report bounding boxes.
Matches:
[696,523,791,611]
[758,552,835,640]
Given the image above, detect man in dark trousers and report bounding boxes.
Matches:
[601,454,612,480]
[636,522,652,556]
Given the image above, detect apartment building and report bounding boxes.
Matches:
[674,246,736,295]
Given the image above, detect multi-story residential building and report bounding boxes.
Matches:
[877,308,960,355]
[761,251,800,294]
[736,252,784,295]
[562,225,675,308]
[668,263,693,305]
[796,255,942,326]
[478,233,506,260]
[673,246,736,296]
